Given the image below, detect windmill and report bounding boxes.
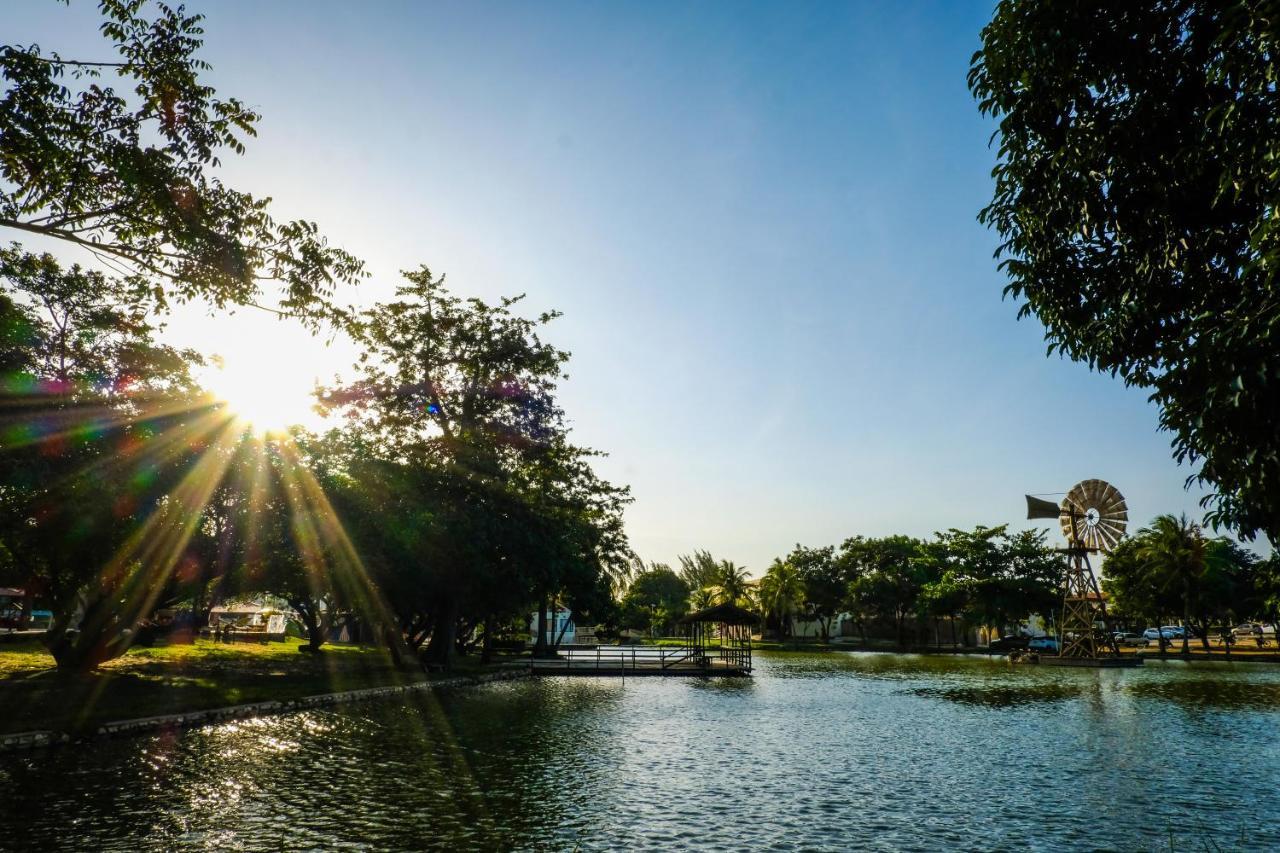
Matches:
[1026,479,1140,666]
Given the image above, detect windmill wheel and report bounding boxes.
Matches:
[1060,479,1127,552]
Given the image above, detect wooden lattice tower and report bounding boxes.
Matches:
[1058,542,1118,658]
[1027,479,1128,660]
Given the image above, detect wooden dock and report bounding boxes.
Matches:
[529,645,752,677]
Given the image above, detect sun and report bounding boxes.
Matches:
[202,354,322,434]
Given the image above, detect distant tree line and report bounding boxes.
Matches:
[615,521,1279,651]
[613,528,1064,648]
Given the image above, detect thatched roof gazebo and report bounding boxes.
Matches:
[679,602,758,674]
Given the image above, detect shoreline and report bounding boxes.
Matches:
[748,642,1280,663]
[0,664,532,754]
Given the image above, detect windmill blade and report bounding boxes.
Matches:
[1056,478,1128,551]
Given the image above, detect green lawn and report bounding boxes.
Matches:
[0,638,517,736]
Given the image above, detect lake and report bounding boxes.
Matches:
[2,651,1279,850]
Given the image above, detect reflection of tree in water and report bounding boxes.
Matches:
[0,680,630,851]
[763,650,1003,682]
[907,682,1082,707]
[1125,679,1280,711]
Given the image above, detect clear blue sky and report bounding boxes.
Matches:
[13,1,1254,570]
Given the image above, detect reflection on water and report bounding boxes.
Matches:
[907,682,1083,706]
[1,652,1278,850]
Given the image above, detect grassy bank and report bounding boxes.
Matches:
[0,639,521,736]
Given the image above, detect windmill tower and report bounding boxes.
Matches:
[1025,479,1142,667]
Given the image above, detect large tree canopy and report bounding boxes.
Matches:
[1,0,363,320]
[0,250,217,669]
[970,1,1280,542]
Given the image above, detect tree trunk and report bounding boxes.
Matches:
[423,599,459,670]
[553,605,571,650]
[533,591,550,658]
[480,615,494,664]
[45,589,131,672]
[296,603,325,653]
[1181,579,1192,655]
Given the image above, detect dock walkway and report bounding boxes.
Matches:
[530,645,751,677]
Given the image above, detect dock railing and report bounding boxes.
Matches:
[537,644,706,672]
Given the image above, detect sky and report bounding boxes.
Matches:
[10,1,1261,571]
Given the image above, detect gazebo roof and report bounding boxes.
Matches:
[679,602,760,626]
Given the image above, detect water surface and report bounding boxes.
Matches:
[2,652,1278,850]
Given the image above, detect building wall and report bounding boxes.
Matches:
[529,608,575,645]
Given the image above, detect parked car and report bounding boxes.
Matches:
[1232,623,1276,638]
[1028,636,1059,653]
[1161,625,1188,639]
[988,635,1030,653]
[1112,632,1148,647]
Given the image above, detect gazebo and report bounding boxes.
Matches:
[679,602,759,674]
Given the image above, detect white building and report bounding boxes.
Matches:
[529,606,575,646]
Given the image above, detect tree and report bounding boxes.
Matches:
[843,536,926,647]
[1,1,363,320]
[785,544,842,641]
[677,550,721,594]
[1105,513,1262,653]
[1136,515,1207,654]
[0,251,214,670]
[1102,537,1168,650]
[618,565,688,636]
[712,560,751,607]
[1196,538,1260,647]
[927,526,1060,640]
[687,585,716,612]
[970,2,1280,542]
[1256,553,1280,640]
[320,267,629,667]
[757,558,805,639]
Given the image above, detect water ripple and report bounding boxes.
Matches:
[1,653,1278,850]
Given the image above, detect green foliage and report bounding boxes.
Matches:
[925,526,1060,635]
[970,1,1280,541]
[0,1,363,320]
[320,268,629,664]
[677,549,721,592]
[0,251,211,669]
[1102,513,1262,650]
[712,560,751,607]
[798,528,1062,646]
[758,558,805,638]
[843,536,928,645]
[323,266,569,476]
[618,564,688,635]
[1256,552,1280,630]
[783,544,841,639]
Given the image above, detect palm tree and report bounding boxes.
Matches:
[713,560,751,607]
[758,558,806,639]
[688,585,716,612]
[1136,514,1205,655]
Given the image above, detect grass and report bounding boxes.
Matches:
[0,638,520,736]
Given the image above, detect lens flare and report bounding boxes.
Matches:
[201,357,321,434]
